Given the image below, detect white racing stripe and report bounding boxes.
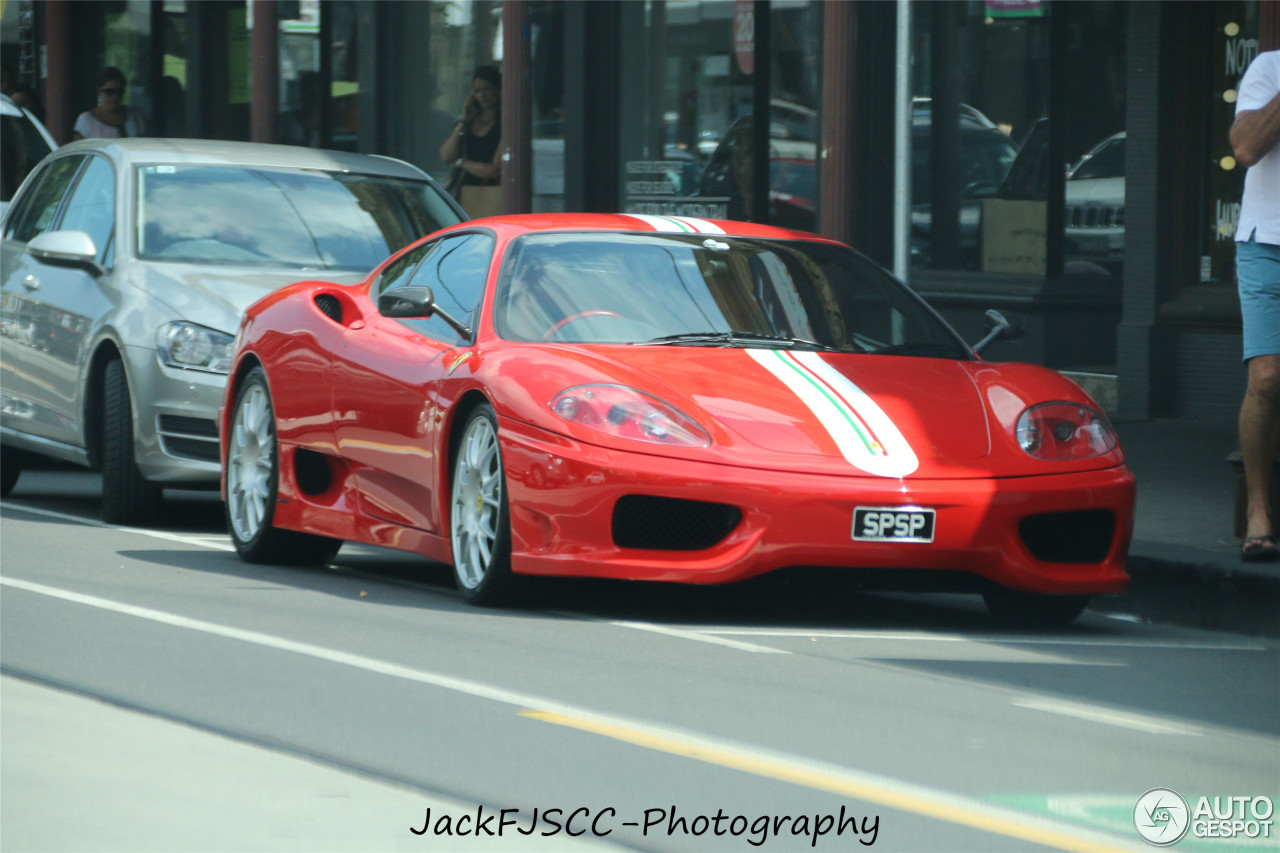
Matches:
[748,349,919,477]
[625,214,726,235]
[0,575,1143,853]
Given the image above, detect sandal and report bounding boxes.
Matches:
[1241,535,1280,563]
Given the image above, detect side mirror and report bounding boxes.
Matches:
[378,285,436,318]
[377,285,473,341]
[28,230,104,277]
[972,309,1024,354]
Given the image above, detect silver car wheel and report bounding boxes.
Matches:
[227,382,274,544]
[451,413,503,590]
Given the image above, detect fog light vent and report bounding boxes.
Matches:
[612,495,741,551]
[1019,510,1115,563]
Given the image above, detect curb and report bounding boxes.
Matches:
[1090,544,1280,638]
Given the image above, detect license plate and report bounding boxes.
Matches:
[852,506,935,543]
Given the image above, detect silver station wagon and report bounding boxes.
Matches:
[0,139,464,524]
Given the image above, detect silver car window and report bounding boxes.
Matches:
[7,155,85,244]
[58,156,116,266]
[135,164,457,270]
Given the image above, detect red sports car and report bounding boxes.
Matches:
[220,214,1133,624]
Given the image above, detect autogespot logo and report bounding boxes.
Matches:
[1135,788,1191,846]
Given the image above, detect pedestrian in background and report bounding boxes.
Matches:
[73,67,145,140]
[1231,48,1280,562]
[439,65,502,218]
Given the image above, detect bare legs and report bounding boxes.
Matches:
[1239,353,1280,541]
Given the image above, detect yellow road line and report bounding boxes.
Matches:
[523,710,1131,853]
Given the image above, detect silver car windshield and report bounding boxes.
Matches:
[135,164,457,270]
[494,232,971,359]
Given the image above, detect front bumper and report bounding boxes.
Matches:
[122,345,225,484]
[500,418,1134,595]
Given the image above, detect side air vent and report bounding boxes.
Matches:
[314,294,343,323]
[612,495,741,551]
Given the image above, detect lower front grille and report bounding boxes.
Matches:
[1019,509,1115,563]
[157,415,220,462]
[612,495,741,551]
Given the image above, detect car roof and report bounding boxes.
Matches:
[437,212,842,243]
[56,137,429,180]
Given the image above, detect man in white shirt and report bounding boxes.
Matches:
[1232,48,1280,561]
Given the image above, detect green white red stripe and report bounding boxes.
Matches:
[627,214,726,234]
[749,349,919,478]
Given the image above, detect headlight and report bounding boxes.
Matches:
[1015,402,1117,460]
[550,385,711,447]
[156,322,233,374]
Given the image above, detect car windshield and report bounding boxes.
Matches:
[494,232,971,359]
[135,164,458,269]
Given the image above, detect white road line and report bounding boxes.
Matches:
[0,575,1143,853]
[701,629,1268,651]
[0,502,234,551]
[608,620,790,654]
[1012,697,1204,736]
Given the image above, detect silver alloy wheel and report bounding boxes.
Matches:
[227,383,274,544]
[451,414,503,589]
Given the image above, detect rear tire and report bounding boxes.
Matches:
[226,367,341,566]
[101,359,162,525]
[450,404,516,605]
[982,587,1090,627]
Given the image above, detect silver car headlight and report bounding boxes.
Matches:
[156,322,233,374]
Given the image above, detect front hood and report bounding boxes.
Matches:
[487,345,1001,479]
[131,262,368,334]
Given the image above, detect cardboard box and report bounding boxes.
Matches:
[981,199,1046,274]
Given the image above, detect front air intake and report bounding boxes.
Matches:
[1019,510,1115,563]
[612,495,741,551]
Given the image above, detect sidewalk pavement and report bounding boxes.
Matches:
[1104,419,1280,637]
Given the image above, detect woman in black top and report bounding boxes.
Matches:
[440,65,502,190]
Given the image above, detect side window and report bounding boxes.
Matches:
[58,156,116,265]
[6,155,86,244]
[398,231,495,344]
[374,242,433,297]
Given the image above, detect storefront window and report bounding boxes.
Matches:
[912,1,1048,273]
[619,0,822,231]
[155,1,188,137]
[103,1,156,134]
[911,1,1127,279]
[380,1,502,184]
[530,0,564,212]
[1208,2,1259,285]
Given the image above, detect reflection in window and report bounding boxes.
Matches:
[136,165,457,269]
[495,232,969,359]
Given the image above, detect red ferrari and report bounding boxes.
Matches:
[220,214,1133,624]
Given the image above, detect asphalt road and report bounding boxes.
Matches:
[2,468,1278,852]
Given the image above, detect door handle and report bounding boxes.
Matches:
[21,274,39,291]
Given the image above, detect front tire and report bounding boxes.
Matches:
[101,359,162,525]
[450,404,515,605]
[982,588,1090,627]
[1,446,22,496]
[226,367,340,565]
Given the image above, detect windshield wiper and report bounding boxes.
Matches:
[870,342,966,358]
[641,332,847,352]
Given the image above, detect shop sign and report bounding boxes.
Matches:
[734,0,754,76]
[623,160,727,219]
[985,0,1044,19]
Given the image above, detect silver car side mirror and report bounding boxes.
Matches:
[28,230,104,277]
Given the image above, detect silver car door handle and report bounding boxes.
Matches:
[21,274,39,291]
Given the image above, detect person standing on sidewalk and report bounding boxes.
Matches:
[1232,49,1280,562]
